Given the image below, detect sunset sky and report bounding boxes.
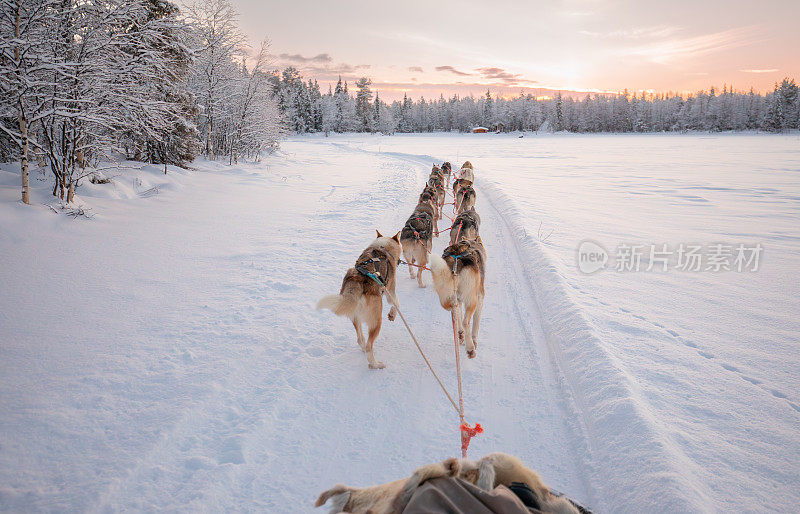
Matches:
[232,0,799,101]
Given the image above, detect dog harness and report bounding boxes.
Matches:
[354,249,394,287]
[403,212,433,240]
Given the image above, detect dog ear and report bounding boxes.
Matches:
[376,229,383,238]
[392,231,401,243]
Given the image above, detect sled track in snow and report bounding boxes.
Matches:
[371,147,713,513]
[478,180,711,512]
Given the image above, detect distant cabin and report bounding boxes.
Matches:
[472,127,489,133]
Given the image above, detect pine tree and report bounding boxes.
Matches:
[354,77,374,132]
[374,91,381,127]
[763,83,784,132]
[555,92,564,131]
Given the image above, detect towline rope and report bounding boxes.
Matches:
[381,288,462,417]
[359,252,481,456]
[399,259,430,271]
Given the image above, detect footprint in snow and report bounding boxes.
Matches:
[264,280,295,292]
[217,437,245,465]
[185,456,216,471]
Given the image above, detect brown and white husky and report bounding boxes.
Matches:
[452,177,473,199]
[449,207,481,246]
[400,194,435,287]
[429,238,486,358]
[456,184,476,213]
[459,161,475,182]
[317,231,402,369]
[427,172,446,218]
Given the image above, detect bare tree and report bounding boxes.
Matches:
[184,0,245,160]
[229,39,281,164]
[0,0,56,204]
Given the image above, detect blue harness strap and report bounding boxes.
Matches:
[355,256,387,287]
[450,253,466,274]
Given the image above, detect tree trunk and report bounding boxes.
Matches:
[19,114,30,204]
[14,0,30,205]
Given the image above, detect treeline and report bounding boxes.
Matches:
[0,0,281,204]
[272,72,800,135]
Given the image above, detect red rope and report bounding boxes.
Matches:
[451,308,466,455]
[449,227,480,457]
[461,422,483,454]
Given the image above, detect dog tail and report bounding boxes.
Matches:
[317,286,360,318]
[429,253,457,310]
[392,458,461,513]
[314,484,351,511]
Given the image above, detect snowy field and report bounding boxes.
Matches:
[1,132,798,512]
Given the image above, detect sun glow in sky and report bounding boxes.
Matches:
[232,0,799,101]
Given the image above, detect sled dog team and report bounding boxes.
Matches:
[314,162,584,514]
[317,161,485,369]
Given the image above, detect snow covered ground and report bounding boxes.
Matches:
[1,132,798,512]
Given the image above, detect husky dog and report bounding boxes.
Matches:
[441,161,452,185]
[449,207,481,246]
[400,197,435,288]
[427,173,446,218]
[430,164,444,178]
[456,184,476,213]
[452,177,473,198]
[429,238,486,358]
[316,453,579,514]
[460,161,475,182]
[428,171,443,188]
[317,231,402,369]
[419,186,440,232]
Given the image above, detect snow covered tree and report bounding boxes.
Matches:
[117,0,198,167]
[0,0,56,203]
[354,77,374,132]
[375,93,396,134]
[229,39,282,163]
[20,0,197,202]
[185,0,246,160]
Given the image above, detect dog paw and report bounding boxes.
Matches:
[369,361,386,369]
[458,329,465,342]
[388,311,396,321]
[418,283,426,288]
[467,349,476,359]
